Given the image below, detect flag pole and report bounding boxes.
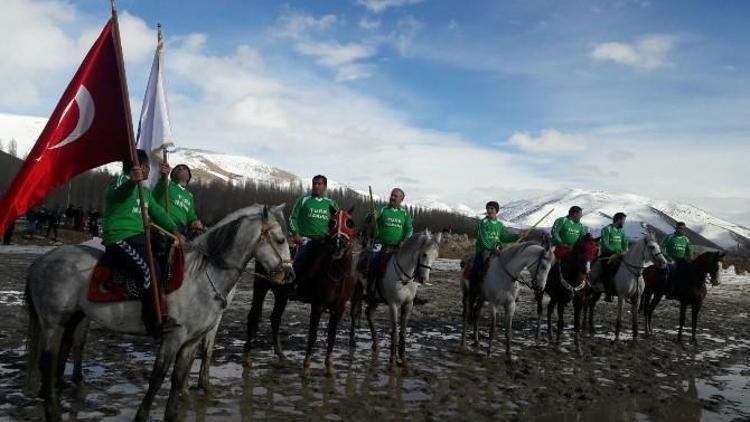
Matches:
[110,0,163,328]
[156,23,170,215]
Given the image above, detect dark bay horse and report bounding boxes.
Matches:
[243,207,357,374]
[535,234,599,343]
[642,251,725,342]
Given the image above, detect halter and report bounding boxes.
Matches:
[392,238,433,284]
[503,245,549,292]
[620,237,663,277]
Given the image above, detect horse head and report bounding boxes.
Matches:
[256,204,295,284]
[327,205,356,260]
[644,231,668,269]
[702,251,725,286]
[529,236,555,292]
[572,233,599,274]
[415,229,442,284]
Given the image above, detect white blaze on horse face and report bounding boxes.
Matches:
[48,85,96,150]
[585,261,591,274]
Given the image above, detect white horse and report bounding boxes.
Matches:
[460,241,554,360]
[588,231,667,341]
[351,230,441,368]
[25,204,293,422]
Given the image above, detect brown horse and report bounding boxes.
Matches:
[535,233,599,343]
[244,208,357,375]
[642,251,725,342]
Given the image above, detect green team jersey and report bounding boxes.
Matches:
[551,216,587,247]
[153,179,198,228]
[374,205,413,246]
[600,224,629,256]
[289,195,340,239]
[102,174,177,245]
[661,233,693,260]
[475,217,517,251]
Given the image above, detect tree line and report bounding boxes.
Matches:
[0,151,479,236]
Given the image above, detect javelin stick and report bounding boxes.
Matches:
[513,208,555,244]
[368,186,377,242]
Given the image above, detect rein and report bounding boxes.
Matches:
[392,238,432,284]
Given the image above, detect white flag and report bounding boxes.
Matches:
[137,29,173,188]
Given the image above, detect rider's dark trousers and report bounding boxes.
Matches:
[292,238,325,297]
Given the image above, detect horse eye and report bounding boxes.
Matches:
[276,238,285,245]
[345,220,354,228]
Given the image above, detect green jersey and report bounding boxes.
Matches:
[661,233,693,260]
[102,174,177,245]
[551,216,587,247]
[600,224,629,256]
[475,217,517,251]
[153,179,198,228]
[289,195,340,239]
[374,205,413,246]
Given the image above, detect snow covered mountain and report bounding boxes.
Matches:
[498,189,750,252]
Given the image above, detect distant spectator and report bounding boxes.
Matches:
[3,222,14,245]
[74,206,84,231]
[88,209,101,237]
[65,205,75,228]
[46,207,60,240]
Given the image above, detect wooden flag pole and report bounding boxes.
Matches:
[110,0,162,328]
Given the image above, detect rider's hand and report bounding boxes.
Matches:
[176,233,186,245]
[129,166,144,182]
[160,163,170,177]
[293,234,303,245]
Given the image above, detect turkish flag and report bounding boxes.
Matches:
[0,19,132,233]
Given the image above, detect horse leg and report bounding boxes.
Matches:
[504,301,516,363]
[24,305,43,396]
[573,299,582,343]
[243,281,269,366]
[487,304,497,357]
[388,304,400,368]
[546,296,555,340]
[135,336,181,422]
[71,318,89,385]
[165,340,201,422]
[325,309,342,376]
[614,296,624,342]
[472,299,483,347]
[690,302,700,343]
[588,295,597,335]
[366,302,379,352]
[631,294,640,340]
[270,288,290,362]
[57,312,84,387]
[642,289,652,336]
[677,301,688,342]
[461,288,469,349]
[535,292,544,340]
[198,321,220,392]
[555,301,565,344]
[39,325,65,422]
[647,293,662,337]
[349,283,363,348]
[398,301,413,367]
[303,304,322,377]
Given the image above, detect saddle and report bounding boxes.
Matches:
[360,247,397,302]
[460,251,495,285]
[88,245,185,310]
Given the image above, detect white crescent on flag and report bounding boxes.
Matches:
[48,85,96,150]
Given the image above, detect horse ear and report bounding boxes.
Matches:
[272,203,286,213]
[348,205,355,214]
[435,232,443,243]
[262,205,269,221]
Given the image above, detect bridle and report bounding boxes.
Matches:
[505,246,549,292]
[621,237,664,277]
[393,238,434,284]
[558,241,596,293]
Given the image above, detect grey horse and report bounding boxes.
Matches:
[24,204,293,422]
[350,230,442,368]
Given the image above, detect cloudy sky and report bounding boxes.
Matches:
[1,0,749,224]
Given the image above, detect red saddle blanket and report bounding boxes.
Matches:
[88,246,185,306]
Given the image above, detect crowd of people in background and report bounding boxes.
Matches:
[1,204,102,245]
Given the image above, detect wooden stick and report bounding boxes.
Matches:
[513,208,555,244]
[111,1,162,326]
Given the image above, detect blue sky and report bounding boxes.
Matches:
[1,0,749,223]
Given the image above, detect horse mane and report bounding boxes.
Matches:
[188,204,267,270]
[497,241,537,266]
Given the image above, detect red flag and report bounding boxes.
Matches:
[0,19,132,233]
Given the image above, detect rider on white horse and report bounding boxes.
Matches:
[662,221,694,299]
[365,188,413,298]
[469,201,517,293]
[288,175,339,299]
[101,149,182,337]
[551,206,587,259]
[599,212,629,302]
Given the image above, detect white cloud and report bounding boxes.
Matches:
[272,11,337,40]
[295,41,376,80]
[359,18,381,31]
[591,34,678,70]
[357,0,425,13]
[507,129,589,154]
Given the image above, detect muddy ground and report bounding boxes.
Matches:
[1,251,749,421]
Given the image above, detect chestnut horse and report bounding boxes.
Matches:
[535,234,599,343]
[642,251,725,342]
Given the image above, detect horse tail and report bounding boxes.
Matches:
[24,282,42,395]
